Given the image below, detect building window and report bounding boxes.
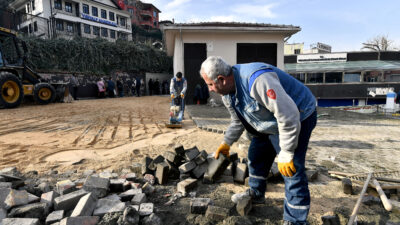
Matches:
[363,71,380,82]
[306,73,323,83]
[93,26,100,36]
[54,0,62,10]
[28,23,32,33]
[83,4,89,14]
[118,32,127,40]
[153,11,157,17]
[83,24,90,34]
[120,17,125,26]
[110,30,115,39]
[33,21,38,32]
[65,2,72,13]
[325,72,342,83]
[292,73,306,83]
[344,72,361,83]
[66,22,73,32]
[153,21,157,27]
[101,27,108,37]
[109,12,115,21]
[294,49,300,54]
[56,20,63,31]
[26,3,31,13]
[128,8,134,15]
[92,7,98,17]
[32,0,35,10]
[101,9,107,19]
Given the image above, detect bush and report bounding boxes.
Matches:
[22,37,172,75]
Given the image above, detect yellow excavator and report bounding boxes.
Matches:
[0,27,68,109]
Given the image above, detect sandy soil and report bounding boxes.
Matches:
[1,96,399,224]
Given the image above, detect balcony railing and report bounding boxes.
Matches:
[140,10,152,17]
[140,20,153,27]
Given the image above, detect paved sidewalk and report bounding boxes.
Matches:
[186,104,231,134]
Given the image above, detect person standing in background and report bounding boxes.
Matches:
[116,78,124,97]
[136,77,141,97]
[97,78,106,98]
[154,79,160,95]
[70,74,79,100]
[107,77,116,98]
[148,78,153,96]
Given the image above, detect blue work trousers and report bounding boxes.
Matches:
[247,110,317,224]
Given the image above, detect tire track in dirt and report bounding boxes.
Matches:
[151,123,164,139]
[110,114,121,141]
[73,124,94,145]
[88,117,111,145]
[0,144,30,167]
[44,125,77,133]
[129,112,133,140]
[0,116,42,128]
[0,119,60,136]
[140,110,148,134]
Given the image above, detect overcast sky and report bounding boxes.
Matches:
[143,0,400,52]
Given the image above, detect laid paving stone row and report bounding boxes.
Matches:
[192,118,230,134]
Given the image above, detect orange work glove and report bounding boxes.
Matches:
[171,94,175,99]
[180,93,185,98]
[277,151,296,177]
[277,160,296,177]
[215,142,230,159]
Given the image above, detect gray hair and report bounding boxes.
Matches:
[200,56,231,82]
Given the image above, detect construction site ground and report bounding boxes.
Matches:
[1,96,400,224]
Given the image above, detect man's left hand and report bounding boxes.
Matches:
[278,160,296,177]
[180,93,184,98]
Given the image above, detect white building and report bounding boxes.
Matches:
[303,42,331,54]
[162,22,300,103]
[9,0,132,41]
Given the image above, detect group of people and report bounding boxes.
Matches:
[96,77,144,98]
[95,77,176,99]
[148,78,170,96]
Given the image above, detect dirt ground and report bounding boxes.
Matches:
[1,96,400,224]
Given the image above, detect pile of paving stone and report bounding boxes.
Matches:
[142,145,251,186]
[0,145,254,225]
[0,165,162,225]
[0,145,323,225]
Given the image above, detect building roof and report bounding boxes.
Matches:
[162,22,301,56]
[162,22,300,31]
[139,2,161,12]
[285,60,400,73]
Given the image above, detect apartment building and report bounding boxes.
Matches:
[9,0,132,41]
[284,43,304,55]
[116,0,160,29]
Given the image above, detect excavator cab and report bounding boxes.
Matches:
[0,27,66,109]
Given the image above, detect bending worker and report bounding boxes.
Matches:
[170,72,187,119]
[200,56,317,225]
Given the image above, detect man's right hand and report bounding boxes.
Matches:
[215,142,230,159]
[171,94,175,99]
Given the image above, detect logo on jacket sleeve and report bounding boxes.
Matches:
[267,89,276,100]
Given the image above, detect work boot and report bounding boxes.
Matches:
[231,188,265,204]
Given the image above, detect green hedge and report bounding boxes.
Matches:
[23,37,172,75]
